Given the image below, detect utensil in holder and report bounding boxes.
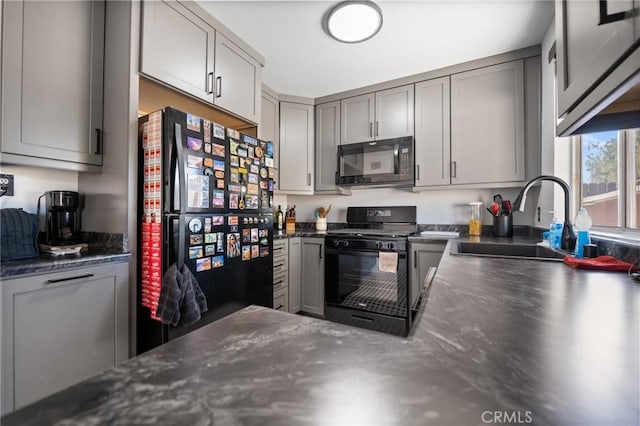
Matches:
[492,215,513,237]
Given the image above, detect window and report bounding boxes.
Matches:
[577,128,639,230]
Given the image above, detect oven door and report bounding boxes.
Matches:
[325,247,408,318]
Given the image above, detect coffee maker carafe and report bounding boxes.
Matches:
[41,191,81,246]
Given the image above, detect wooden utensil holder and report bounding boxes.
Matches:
[285,217,296,233]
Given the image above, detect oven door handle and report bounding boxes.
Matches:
[325,247,407,258]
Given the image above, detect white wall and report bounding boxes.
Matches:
[286,186,529,225]
[0,164,78,220]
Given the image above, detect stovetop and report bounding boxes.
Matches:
[326,228,416,239]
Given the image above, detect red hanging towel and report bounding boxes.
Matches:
[563,255,639,272]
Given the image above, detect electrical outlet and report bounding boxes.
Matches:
[0,173,15,196]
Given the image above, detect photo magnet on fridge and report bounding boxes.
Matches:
[189,246,203,259]
[187,114,201,132]
[242,246,251,261]
[212,255,224,268]
[213,123,225,140]
[196,257,212,272]
[186,136,202,151]
[203,120,211,143]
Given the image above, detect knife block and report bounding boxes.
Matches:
[285,217,296,233]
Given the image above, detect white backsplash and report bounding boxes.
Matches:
[283,186,538,226]
[0,164,78,216]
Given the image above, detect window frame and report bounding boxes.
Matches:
[573,129,640,242]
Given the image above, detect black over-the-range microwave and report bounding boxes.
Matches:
[336,136,414,187]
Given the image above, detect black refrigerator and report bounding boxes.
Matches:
[137,107,275,354]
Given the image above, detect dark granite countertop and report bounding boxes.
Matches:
[2,238,638,425]
[273,230,327,239]
[0,249,131,279]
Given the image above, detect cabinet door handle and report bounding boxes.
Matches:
[274,263,284,268]
[451,161,457,178]
[47,273,94,284]
[274,280,284,286]
[207,72,214,95]
[274,304,284,310]
[414,251,417,268]
[216,76,222,98]
[95,129,102,155]
[369,122,373,137]
[598,0,634,25]
[307,173,311,186]
[375,121,379,137]
[415,164,420,181]
[319,245,323,259]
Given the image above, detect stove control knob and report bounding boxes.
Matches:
[342,240,349,248]
[333,240,341,247]
[264,217,270,224]
[259,218,265,224]
[243,218,249,224]
[376,241,384,249]
[387,242,395,250]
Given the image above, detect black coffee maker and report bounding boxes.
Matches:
[39,191,81,246]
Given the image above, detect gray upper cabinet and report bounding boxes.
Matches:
[414,77,451,187]
[375,85,415,140]
[555,0,637,118]
[278,102,314,194]
[300,238,324,317]
[141,0,215,104]
[141,1,264,123]
[260,90,279,189]
[341,84,414,144]
[341,93,375,143]
[214,33,262,123]
[1,0,104,170]
[450,60,525,185]
[1,262,129,415]
[315,101,341,192]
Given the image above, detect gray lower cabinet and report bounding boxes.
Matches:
[1,0,104,170]
[278,102,315,194]
[408,241,447,307]
[272,238,301,314]
[300,238,324,317]
[140,0,215,104]
[1,262,129,415]
[315,101,341,192]
[414,77,451,188]
[450,60,525,185]
[273,239,289,312]
[288,238,301,313]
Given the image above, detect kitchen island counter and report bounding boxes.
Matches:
[2,239,638,425]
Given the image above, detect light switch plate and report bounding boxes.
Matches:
[0,173,15,196]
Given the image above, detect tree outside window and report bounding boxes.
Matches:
[581,131,619,227]
[579,129,640,230]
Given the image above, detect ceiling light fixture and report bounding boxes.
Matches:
[323,1,383,44]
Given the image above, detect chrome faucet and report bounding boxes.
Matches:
[513,175,577,251]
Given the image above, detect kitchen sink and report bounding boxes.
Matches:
[452,241,566,261]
